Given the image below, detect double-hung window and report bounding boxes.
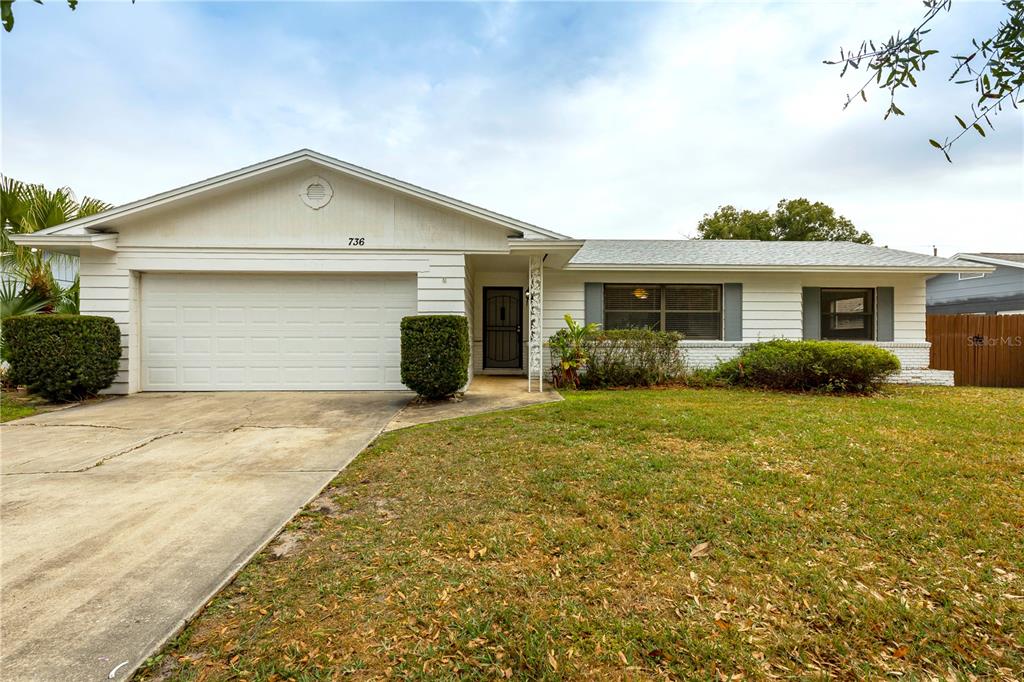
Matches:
[603,284,723,340]
[820,288,874,340]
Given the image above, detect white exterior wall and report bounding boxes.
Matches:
[540,269,935,376]
[117,166,511,253]
[79,249,132,393]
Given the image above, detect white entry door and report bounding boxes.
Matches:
[141,273,416,390]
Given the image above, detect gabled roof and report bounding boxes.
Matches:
[25,149,572,241]
[955,253,1024,269]
[568,240,992,273]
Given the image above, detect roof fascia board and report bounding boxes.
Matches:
[953,253,1024,270]
[10,232,118,252]
[508,239,585,251]
[114,245,512,255]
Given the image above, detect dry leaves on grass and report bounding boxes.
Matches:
[690,541,711,559]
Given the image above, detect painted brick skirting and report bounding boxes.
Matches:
[886,368,955,386]
[679,341,951,386]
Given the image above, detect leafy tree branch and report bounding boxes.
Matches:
[826,0,1024,161]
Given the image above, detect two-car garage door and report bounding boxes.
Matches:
[141,273,417,390]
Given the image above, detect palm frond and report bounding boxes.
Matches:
[22,184,78,232]
[77,196,113,218]
[0,279,48,318]
[53,276,80,315]
[1,175,30,232]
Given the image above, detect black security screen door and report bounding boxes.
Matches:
[483,287,523,369]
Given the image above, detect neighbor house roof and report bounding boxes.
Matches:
[955,253,1024,269]
[567,240,991,273]
[18,149,572,242]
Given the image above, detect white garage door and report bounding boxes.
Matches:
[141,273,416,390]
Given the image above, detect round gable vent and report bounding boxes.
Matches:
[299,176,334,209]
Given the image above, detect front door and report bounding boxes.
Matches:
[483,287,523,369]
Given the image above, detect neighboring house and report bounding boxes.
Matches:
[13,149,988,393]
[927,253,1024,315]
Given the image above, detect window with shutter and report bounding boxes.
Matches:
[820,288,875,340]
[603,284,723,340]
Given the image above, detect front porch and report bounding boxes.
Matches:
[468,249,566,391]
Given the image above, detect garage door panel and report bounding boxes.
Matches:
[145,306,178,325]
[147,337,177,355]
[250,337,280,354]
[141,273,417,391]
[250,307,281,324]
[216,307,246,324]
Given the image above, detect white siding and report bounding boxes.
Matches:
[79,249,132,394]
[117,166,511,252]
[543,270,931,343]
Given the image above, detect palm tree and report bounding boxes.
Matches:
[1,176,111,307]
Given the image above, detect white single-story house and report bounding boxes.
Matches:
[13,149,990,392]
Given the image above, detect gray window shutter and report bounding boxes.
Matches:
[802,287,821,339]
[584,282,604,327]
[876,287,894,341]
[723,283,742,341]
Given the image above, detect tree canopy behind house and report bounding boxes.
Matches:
[695,198,873,244]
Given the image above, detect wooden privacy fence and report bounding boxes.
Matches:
[926,314,1024,387]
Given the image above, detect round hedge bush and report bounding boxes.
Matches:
[714,339,900,393]
[400,315,469,399]
[2,314,122,401]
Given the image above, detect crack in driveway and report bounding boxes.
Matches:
[2,431,185,475]
[4,422,135,430]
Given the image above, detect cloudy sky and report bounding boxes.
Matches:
[2,1,1020,255]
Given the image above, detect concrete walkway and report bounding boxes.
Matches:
[0,391,408,682]
[384,375,561,432]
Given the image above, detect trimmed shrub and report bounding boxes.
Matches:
[563,327,684,389]
[2,314,122,401]
[400,315,469,399]
[714,339,900,393]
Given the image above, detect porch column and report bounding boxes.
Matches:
[527,254,543,392]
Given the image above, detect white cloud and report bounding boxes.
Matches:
[1,1,1020,255]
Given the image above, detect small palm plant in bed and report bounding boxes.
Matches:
[548,314,599,388]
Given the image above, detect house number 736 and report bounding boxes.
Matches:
[348,237,365,246]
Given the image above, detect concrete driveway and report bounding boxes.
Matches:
[0,391,408,682]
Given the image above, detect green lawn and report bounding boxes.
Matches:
[140,387,1024,680]
[0,392,39,422]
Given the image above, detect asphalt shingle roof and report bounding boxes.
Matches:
[569,240,978,270]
